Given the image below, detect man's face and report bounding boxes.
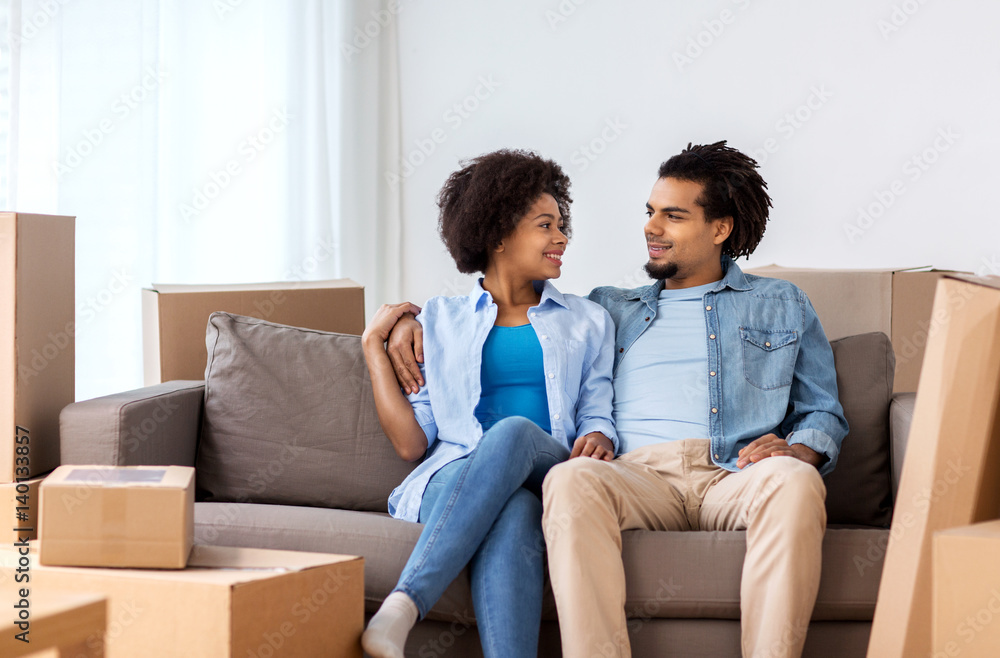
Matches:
[644,177,732,288]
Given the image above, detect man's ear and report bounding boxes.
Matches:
[713,216,734,245]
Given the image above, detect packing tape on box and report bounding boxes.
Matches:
[100,491,128,563]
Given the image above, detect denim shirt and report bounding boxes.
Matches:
[387,279,618,521]
[590,256,848,476]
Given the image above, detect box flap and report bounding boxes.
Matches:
[44,464,195,489]
[748,263,935,274]
[147,279,362,293]
[188,544,361,571]
[944,273,1000,291]
[935,519,1000,539]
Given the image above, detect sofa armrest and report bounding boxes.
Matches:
[889,391,917,501]
[60,380,205,467]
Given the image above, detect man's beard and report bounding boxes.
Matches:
[644,261,679,280]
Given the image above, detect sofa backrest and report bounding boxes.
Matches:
[194,313,895,526]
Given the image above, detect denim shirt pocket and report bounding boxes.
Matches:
[740,327,798,390]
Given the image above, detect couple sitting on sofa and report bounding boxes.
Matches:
[360,142,848,658]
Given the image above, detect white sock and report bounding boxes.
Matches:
[362,591,418,658]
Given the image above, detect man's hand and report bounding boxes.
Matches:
[570,432,615,461]
[736,433,822,469]
[384,308,423,395]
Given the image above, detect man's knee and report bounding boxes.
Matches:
[541,459,613,533]
[754,457,826,511]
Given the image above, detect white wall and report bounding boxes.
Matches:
[392,0,1000,307]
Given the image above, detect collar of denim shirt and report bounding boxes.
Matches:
[621,256,756,309]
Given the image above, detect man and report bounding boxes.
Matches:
[387,141,847,658]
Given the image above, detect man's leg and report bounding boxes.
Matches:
[698,456,827,658]
[541,442,696,658]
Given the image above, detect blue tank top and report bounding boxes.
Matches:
[474,324,551,433]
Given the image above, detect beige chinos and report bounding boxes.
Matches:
[542,438,827,658]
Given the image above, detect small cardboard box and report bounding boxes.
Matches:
[39,465,194,569]
[142,279,365,384]
[2,544,364,657]
[0,212,75,482]
[867,275,1000,657]
[0,475,44,543]
[745,265,961,392]
[933,521,1000,657]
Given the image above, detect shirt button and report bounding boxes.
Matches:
[714,453,720,459]
[548,372,555,379]
[765,341,771,347]
[645,317,650,321]
[541,335,548,340]
[709,334,716,340]
[553,413,560,420]
[711,408,718,414]
[530,312,537,317]
[619,348,624,353]
[706,305,712,310]
[710,371,716,376]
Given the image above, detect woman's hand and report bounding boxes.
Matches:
[387,311,425,394]
[362,303,423,352]
[570,432,615,461]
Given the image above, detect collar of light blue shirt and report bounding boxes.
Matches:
[627,256,755,306]
[468,278,570,312]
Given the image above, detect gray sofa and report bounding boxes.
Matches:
[60,312,915,657]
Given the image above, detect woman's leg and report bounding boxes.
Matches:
[365,417,566,658]
[395,416,569,616]
[469,487,545,658]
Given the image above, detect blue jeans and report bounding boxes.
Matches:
[395,416,570,658]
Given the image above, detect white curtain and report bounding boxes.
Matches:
[2,0,401,400]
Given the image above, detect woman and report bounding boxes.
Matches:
[361,149,617,658]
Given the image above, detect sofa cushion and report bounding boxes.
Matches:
[195,312,417,511]
[193,502,885,623]
[823,332,895,526]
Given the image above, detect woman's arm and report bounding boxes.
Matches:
[362,303,430,462]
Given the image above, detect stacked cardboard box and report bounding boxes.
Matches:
[142,279,365,384]
[934,521,1000,657]
[1,544,364,657]
[745,265,963,392]
[39,465,195,569]
[1,212,75,544]
[867,275,1000,657]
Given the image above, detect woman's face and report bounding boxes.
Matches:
[492,193,567,281]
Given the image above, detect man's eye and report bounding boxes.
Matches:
[645,211,653,218]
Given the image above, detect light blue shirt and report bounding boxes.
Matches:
[613,281,718,453]
[590,256,848,477]
[387,279,618,521]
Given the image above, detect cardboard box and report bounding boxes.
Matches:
[933,521,1000,657]
[142,279,364,384]
[39,465,194,569]
[0,590,106,658]
[745,265,961,392]
[1,544,364,657]
[867,275,1000,657]
[0,475,44,543]
[1,212,75,482]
